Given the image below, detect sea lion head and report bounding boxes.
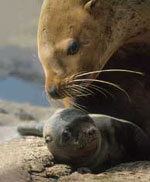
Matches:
[43,109,101,167]
[38,0,112,102]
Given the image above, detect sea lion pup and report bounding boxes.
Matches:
[43,109,150,172]
[18,109,150,172]
[38,0,150,106]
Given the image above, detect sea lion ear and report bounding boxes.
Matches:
[84,0,97,12]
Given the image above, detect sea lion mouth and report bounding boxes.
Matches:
[69,139,98,166]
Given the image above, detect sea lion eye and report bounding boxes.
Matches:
[67,40,80,55]
[62,129,71,141]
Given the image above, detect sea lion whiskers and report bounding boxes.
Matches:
[70,91,91,98]
[70,71,87,80]
[75,69,144,79]
[57,76,116,100]
[69,78,131,102]
[57,78,94,98]
[63,72,130,100]
[66,84,96,96]
[63,84,92,98]
[88,84,108,99]
[68,83,115,99]
[88,84,115,100]
[54,81,74,98]
[69,100,88,113]
[62,89,74,98]
[66,87,92,97]
[67,70,128,99]
[60,87,89,111]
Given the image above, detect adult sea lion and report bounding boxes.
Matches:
[38,0,150,107]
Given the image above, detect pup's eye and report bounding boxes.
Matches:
[67,40,80,55]
[62,129,71,141]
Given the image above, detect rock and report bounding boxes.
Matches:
[0,100,52,123]
[59,161,150,182]
[0,108,8,114]
[45,165,72,178]
[0,137,150,182]
[0,137,53,182]
[15,109,35,121]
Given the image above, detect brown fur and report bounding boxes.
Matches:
[38,0,150,106]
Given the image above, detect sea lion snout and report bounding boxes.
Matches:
[80,126,98,144]
[87,127,97,136]
[47,85,62,99]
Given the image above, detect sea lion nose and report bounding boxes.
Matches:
[87,128,96,136]
[48,86,60,99]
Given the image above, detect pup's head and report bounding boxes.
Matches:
[43,109,101,166]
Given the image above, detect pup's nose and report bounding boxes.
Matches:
[48,86,61,99]
[87,128,96,136]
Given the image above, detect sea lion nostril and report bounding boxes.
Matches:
[48,86,61,99]
[87,128,96,136]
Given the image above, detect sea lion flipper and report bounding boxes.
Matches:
[17,123,44,137]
